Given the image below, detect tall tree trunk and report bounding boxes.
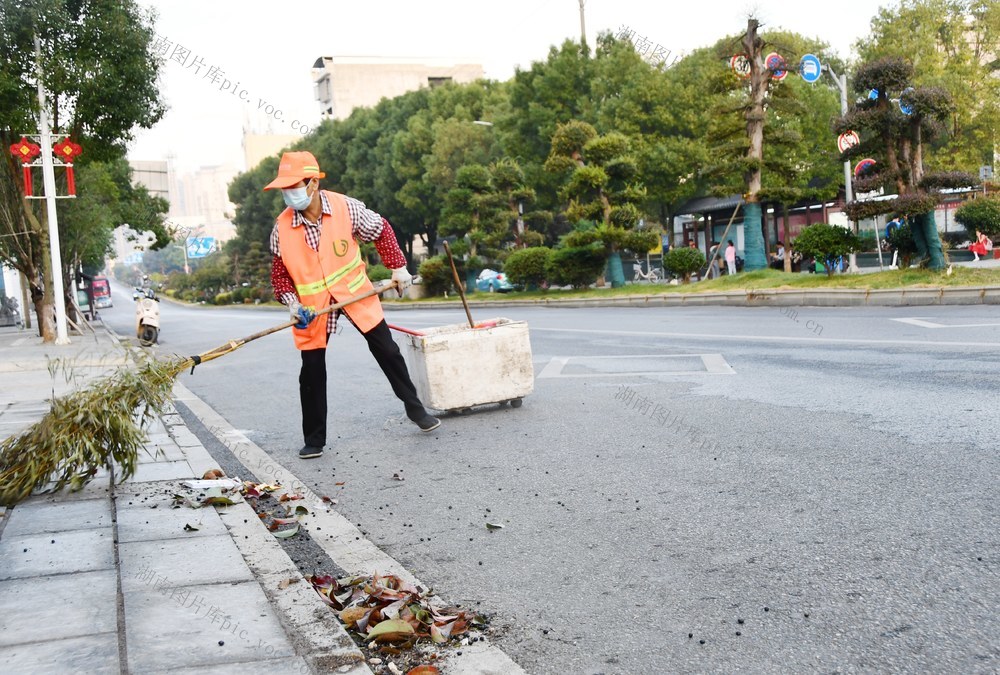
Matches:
[23,201,56,342]
[741,18,768,271]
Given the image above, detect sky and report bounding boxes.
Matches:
[128,0,894,175]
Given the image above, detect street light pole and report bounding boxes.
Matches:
[35,36,69,344]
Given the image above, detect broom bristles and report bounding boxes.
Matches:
[0,355,186,506]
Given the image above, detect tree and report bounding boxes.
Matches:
[793,223,862,276]
[440,164,507,264]
[839,57,978,269]
[856,0,1000,172]
[703,20,845,272]
[545,121,655,287]
[0,0,165,341]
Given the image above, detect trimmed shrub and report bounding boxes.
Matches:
[793,223,862,277]
[504,247,551,288]
[545,245,606,288]
[367,264,392,282]
[663,247,705,284]
[417,256,457,296]
[955,197,1000,239]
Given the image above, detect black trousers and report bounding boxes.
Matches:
[299,319,426,447]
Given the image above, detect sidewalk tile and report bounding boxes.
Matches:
[0,528,113,581]
[0,633,118,674]
[120,535,253,592]
[2,498,111,537]
[124,581,295,671]
[147,657,312,674]
[116,500,227,543]
[127,460,195,483]
[0,569,117,646]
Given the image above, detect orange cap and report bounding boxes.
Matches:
[263,151,326,190]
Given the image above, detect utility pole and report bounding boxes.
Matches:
[35,35,69,344]
[578,0,587,48]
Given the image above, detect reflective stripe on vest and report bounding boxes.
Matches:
[294,249,362,297]
[276,191,385,349]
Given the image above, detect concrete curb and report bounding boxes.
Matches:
[173,381,527,675]
[382,285,1000,311]
[159,401,373,675]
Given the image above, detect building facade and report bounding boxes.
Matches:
[312,56,483,120]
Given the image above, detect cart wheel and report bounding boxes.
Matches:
[510,398,523,408]
[498,400,508,407]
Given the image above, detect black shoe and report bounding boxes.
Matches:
[299,445,323,459]
[415,415,440,432]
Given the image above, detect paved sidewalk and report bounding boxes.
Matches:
[0,325,370,674]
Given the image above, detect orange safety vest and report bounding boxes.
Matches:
[276,191,384,349]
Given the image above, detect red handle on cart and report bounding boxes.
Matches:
[387,323,426,336]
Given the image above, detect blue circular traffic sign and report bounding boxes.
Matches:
[899,87,915,115]
[799,54,822,83]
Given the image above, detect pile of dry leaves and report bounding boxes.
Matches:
[307,572,483,649]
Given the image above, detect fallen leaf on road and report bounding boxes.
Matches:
[392,473,405,481]
[279,493,304,502]
[367,619,415,643]
[335,481,346,486]
[183,523,199,531]
[272,523,299,539]
[278,578,300,590]
[485,522,504,530]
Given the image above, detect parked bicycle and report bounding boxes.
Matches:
[632,260,659,283]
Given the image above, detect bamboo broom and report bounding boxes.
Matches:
[0,282,398,506]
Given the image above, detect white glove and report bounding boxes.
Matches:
[390,266,412,297]
[288,300,315,329]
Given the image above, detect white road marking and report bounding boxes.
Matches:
[537,354,735,378]
[530,326,1000,349]
[891,318,1000,329]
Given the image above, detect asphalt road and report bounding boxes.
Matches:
[103,282,1000,674]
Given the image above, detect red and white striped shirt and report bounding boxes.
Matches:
[270,191,406,334]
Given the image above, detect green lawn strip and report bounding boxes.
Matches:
[385,267,1000,304]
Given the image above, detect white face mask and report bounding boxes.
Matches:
[281,182,312,210]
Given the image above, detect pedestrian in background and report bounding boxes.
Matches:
[708,241,721,279]
[969,229,993,261]
[265,151,440,460]
[725,240,737,275]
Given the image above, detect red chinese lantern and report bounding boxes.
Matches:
[9,137,41,197]
[52,138,83,196]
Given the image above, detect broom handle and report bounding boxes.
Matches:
[186,281,398,367]
[443,241,475,329]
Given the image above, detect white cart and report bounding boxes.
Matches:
[395,318,534,413]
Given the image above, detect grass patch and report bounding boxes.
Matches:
[385,266,1000,304]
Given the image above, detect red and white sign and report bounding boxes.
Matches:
[730,54,751,78]
[765,52,787,81]
[837,131,860,154]
[854,158,876,177]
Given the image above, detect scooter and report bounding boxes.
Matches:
[134,287,160,346]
